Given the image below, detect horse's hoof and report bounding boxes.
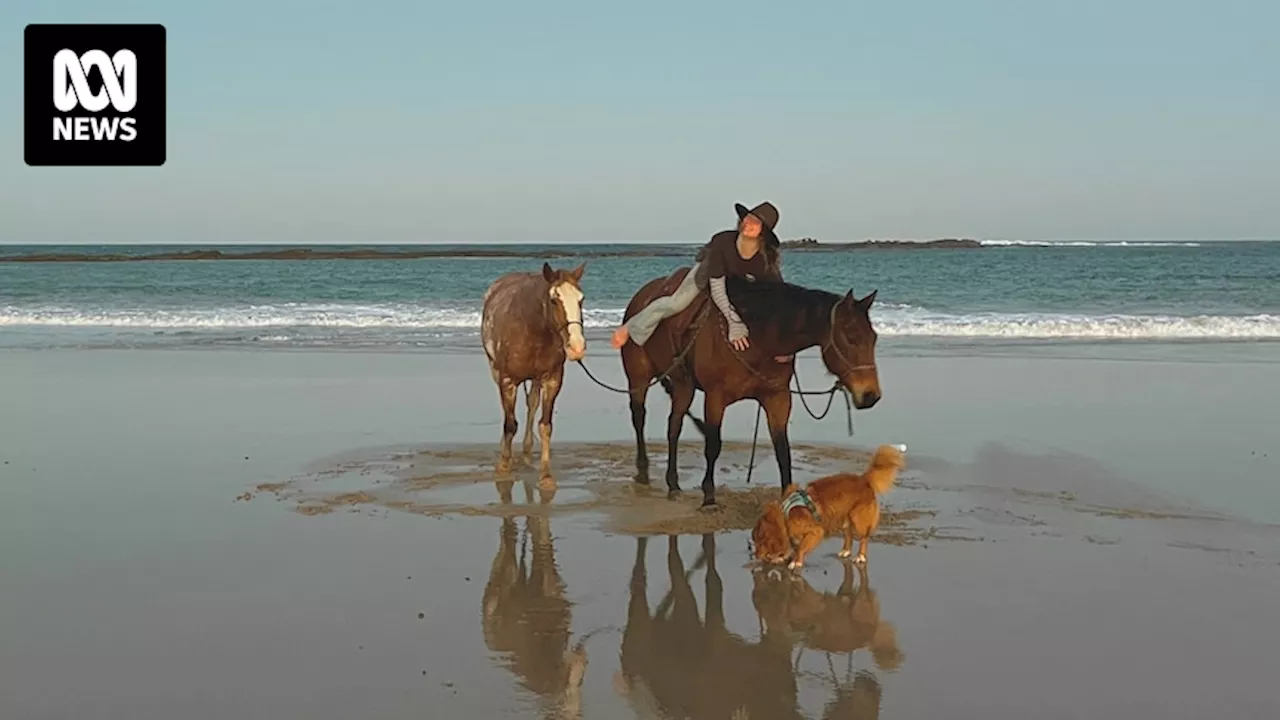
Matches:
[537,474,556,491]
[633,471,651,485]
[495,460,512,474]
[666,489,683,501]
[698,501,721,513]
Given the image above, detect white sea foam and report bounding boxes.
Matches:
[979,240,1203,248]
[4,303,1279,341]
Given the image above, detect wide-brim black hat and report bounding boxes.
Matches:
[735,201,780,246]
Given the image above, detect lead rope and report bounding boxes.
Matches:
[746,402,761,484]
[745,373,853,484]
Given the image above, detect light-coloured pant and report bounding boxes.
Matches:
[626,261,703,346]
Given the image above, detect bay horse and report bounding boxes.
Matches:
[620,267,881,507]
[482,262,587,482]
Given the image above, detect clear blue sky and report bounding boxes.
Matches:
[2,0,1277,244]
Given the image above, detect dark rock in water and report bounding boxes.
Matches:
[779,237,984,250]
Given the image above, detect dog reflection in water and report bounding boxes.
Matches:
[753,561,904,719]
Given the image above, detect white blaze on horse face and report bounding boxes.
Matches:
[552,282,586,360]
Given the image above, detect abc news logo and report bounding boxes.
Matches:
[25,24,166,166]
[54,49,140,142]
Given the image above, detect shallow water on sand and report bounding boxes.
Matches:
[3,347,1280,719]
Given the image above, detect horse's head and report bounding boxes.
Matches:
[820,289,881,409]
[542,261,587,361]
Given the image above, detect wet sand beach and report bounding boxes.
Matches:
[2,345,1279,719]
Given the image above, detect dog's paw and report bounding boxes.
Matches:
[853,554,867,564]
[787,560,804,570]
[837,549,852,558]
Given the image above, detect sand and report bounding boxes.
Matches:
[2,344,1279,719]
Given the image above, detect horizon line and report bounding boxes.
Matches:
[1,237,1276,246]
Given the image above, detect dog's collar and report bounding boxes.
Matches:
[780,487,821,522]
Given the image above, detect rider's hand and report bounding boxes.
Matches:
[727,319,749,351]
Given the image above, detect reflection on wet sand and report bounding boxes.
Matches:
[753,563,903,719]
[615,534,902,719]
[616,534,798,719]
[481,481,586,719]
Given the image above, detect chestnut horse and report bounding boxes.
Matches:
[482,262,586,481]
[620,268,881,507]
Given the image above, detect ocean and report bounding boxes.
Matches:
[2,241,1278,352]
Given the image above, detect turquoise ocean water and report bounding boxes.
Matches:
[1,241,1277,351]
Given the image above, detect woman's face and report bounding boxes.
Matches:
[740,214,763,239]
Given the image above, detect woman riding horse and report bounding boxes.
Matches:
[610,201,790,361]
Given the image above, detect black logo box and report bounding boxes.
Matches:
[24,24,166,167]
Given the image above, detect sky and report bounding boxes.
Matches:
[1,0,1277,244]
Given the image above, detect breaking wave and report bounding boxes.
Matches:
[979,240,1203,248]
[4,302,1278,342]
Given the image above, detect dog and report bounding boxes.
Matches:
[751,444,906,570]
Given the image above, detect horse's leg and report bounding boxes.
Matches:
[522,379,542,462]
[495,375,520,474]
[536,364,565,486]
[621,342,654,483]
[629,383,650,484]
[664,377,696,498]
[698,390,728,508]
[761,390,795,491]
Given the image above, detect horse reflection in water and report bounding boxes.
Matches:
[481,482,587,720]
[616,534,903,720]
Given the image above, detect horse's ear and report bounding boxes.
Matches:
[857,289,879,309]
[571,262,586,281]
[542,262,555,283]
[843,289,856,307]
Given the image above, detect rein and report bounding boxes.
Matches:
[573,304,710,394]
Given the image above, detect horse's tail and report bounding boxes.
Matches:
[659,378,708,437]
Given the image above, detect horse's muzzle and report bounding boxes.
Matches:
[566,344,586,362]
[853,389,880,409]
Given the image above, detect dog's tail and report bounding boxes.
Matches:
[865,444,906,496]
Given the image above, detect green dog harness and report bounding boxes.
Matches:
[780,487,821,522]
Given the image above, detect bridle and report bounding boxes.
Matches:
[822,300,877,376]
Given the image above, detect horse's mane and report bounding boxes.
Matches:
[724,276,841,331]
